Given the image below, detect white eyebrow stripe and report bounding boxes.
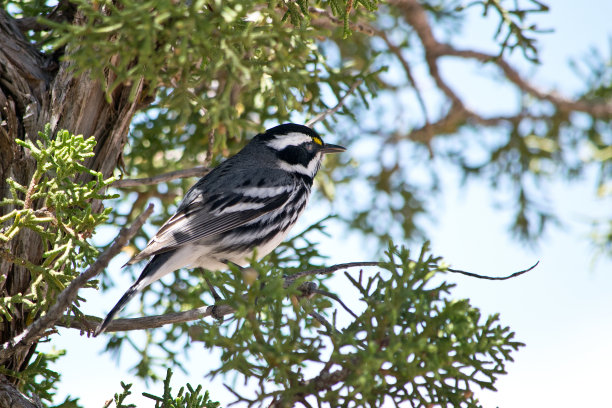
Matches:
[265,132,314,150]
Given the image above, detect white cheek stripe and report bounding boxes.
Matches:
[277,155,321,177]
[266,132,314,150]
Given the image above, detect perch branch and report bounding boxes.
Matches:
[62,260,536,334]
[60,304,235,333]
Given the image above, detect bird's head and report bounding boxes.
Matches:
[257,123,345,178]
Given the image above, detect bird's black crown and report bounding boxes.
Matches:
[259,123,322,142]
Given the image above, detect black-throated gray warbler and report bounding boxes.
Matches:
[95,123,345,335]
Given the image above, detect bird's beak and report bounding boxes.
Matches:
[321,143,346,154]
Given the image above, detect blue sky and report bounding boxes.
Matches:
[43,2,612,406]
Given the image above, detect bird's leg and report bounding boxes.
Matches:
[203,274,223,302]
[201,261,247,321]
[195,267,225,321]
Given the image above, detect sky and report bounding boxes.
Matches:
[41,2,612,407]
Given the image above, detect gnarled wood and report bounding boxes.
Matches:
[0,7,149,395]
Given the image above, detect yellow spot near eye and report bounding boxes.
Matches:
[313,137,323,146]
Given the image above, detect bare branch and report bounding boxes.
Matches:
[60,304,235,333]
[313,288,358,318]
[306,79,364,127]
[113,166,210,188]
[443,46,612,117]
[388,0,612,128]
[307,311,336,332]
[403,103,471,146]
[0,204,154,359]
[271,365,351,407]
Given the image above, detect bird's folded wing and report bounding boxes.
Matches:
[127,190,291,263]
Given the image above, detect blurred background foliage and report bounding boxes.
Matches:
[6,0,609,249]
[2,0,611,405]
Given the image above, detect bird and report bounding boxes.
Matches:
[94,123,345,336]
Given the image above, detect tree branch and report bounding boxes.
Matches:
[285,261,380,283]
[0,204,154,359]
[58,260,536,334]
[59,304,234,333]
[385,0,612,146]
[270,365,351,408]
[113,166,210,188]
[446,261,539,281]
[442,46,612,117]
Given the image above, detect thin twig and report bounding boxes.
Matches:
[113,166,210,188]
[0,204,154,358]
[445,261,539,280]
[313,289,358,318]
[286,260,538,282]
[204,275,223,302]
[286,261,380,282]
[308,311,336,333]
[306,79,364,127]
[376,28,430,125]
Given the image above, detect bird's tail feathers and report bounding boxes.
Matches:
[94,252,172,336]
[93,282,143,336]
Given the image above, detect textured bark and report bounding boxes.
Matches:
[0,384,40,408]
[0,6,147,394]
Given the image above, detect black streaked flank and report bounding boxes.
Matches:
[292,172,313,187]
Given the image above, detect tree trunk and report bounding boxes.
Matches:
[0,6,146,392]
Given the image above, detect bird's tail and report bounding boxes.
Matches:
[94,252,173,336]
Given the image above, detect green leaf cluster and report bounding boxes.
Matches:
[0,349,79,407]
[107,369,219,408]
[2,0,605,405]
[0,125,116,397]
[44,0,378,146]
[474,0,550,62]
[175,244,523,406]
